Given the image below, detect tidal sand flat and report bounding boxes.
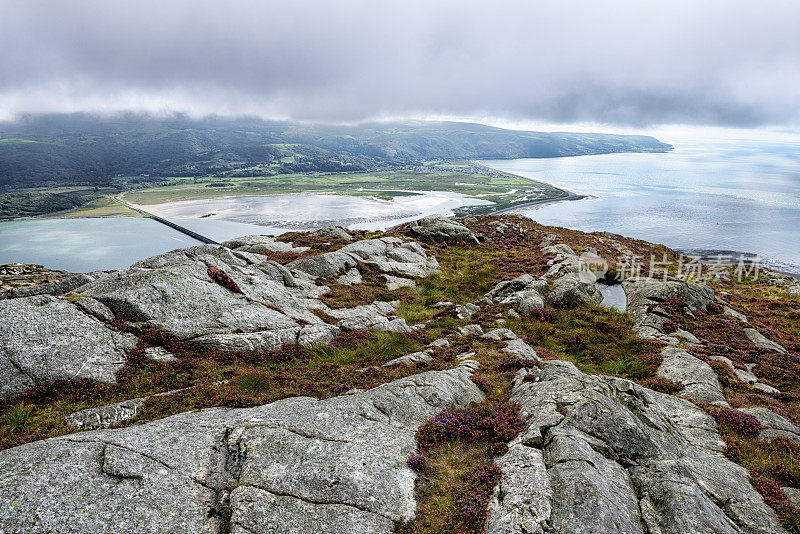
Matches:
[0,191,492,272]
[140,191,493,230]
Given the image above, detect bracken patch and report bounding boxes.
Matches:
[206,266,244,294]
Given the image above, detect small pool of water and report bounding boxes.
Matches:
[597,283,627,312]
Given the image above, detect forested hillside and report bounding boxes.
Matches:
[0,114,671,189]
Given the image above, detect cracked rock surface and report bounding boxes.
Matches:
[623,277,714,341]
[288,237,439,279]
[657,347,730,407]
[0,237,434,396]
[539,243,602,307]
[485,360,786,534]
[0,361,483,533]
[79,244,326,339]
[0,295,136,398]
[407,214,481,245]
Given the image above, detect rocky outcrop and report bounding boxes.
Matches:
[540,243,603,307]
[657,347,729,406]
[337,267,363,286]
[331,301,411,333]
[0,237,437,396]
[625,276,716,319]
[288,237,438,278]
[407,214,481,245]
[485,274,548,303]
[384,274,416,290]
[311,225,353,241]
[786,285,800,297]
[221,234,309,254]
[382,350,434,368]
[736,407,800,445]
[546,273,602,307]
[0,295,136,398]
[0,273,99,300]
[484,274,548,314]
[541,244,582,280]
[623,277,714,341]
[77,244,320,340]
[724,306,748,322]
[517,292,546,315]
[74,295,116,322]
[744,328,788,354]
[479,328,540,360]
[485,360,785,534]
[455,302,481,320]
[0,361,484,533]
[75,240,430,342]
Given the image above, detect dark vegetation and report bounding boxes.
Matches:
[398,337,527,534]
[0,190,108,219]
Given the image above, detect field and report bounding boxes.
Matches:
[120,165,566,213]
[49,164,569,218]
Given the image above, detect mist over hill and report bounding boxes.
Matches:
[0,114,671,189]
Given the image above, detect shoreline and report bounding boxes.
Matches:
[489,191,591,215]
[472,160,592,215]
[4,158,798,277]
[477,160,800,277]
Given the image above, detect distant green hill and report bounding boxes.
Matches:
[0,114,671,189]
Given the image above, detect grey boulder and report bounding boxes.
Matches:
[657,347,729,406]
[485,360,785,534]
[624,277,715,326]
[485,274,547,302]
[78,244,325,340]
[221,235,309,254]
[0,295,136,399]
[623,277,714,340]
[744,328,788,354]
[546,273,602,307]
[311,225,353,241]
[407,214,480,245]
[288,237,438,279]
[517,290,545,315]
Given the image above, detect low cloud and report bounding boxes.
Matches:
[1,0,799,127]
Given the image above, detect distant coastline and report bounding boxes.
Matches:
[473,160,590,215]
[481,143,800,276]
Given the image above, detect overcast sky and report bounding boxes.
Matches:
[2,0,799,129]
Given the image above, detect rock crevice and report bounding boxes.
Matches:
[0,362,483,533]
[484,360,785,534]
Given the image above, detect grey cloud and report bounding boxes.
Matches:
[1,0,799,127]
